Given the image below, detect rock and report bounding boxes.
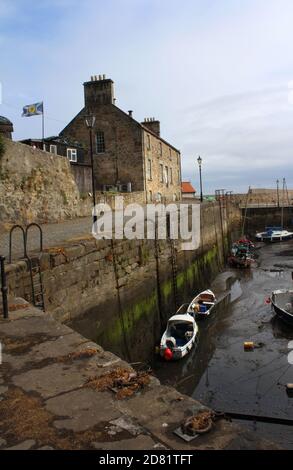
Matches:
[0,438,7,448]
[110,416,144,436]
[6,440,36,450]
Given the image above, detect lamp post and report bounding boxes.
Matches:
[276,179,280,208]
[197,156,203,203]
[85,115,97,223]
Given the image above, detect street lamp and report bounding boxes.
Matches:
[85,115,97,223]
[197,156,203,202]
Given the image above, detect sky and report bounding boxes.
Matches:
[1,0,293,194]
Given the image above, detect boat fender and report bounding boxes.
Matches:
[244,342,254,351]
[164,348,173,361]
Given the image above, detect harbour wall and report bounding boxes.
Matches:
[242,207,293,235]
[5,201,241,362]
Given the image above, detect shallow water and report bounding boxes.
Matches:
[154,240,293,449]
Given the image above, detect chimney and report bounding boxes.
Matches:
[142,117,160,137]
[84,75,114,106]
[128,110,133,118]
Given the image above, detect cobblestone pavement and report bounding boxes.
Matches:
[0,217,93,260]
[0,299,280,450]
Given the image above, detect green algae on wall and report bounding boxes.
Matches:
[98,244,222,354]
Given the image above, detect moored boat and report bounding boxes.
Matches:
[256,227,293,242]
[187,289,217,318]
[271,289,293,326]
[160,313,198,360]
[228,238,254,268]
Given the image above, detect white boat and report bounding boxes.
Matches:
[160,313,198,361]
[187,289,217,318]
[256,226,293,242]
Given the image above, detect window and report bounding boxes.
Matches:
[147,135,151,150]
[149,190,153,202]
[177,169,180,184]
[170,167,173,184]
[67,148,77,162]
[49,144,57,155]
[169,148,172,160]
[164,166,169,185]
[96,131,105,153]
[157,192,162,202]
[160,164,163,183]
[159,142,162,156]
[147,159,152,180]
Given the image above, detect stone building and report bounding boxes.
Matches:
[60,75,182,202]
[0,116,14,139]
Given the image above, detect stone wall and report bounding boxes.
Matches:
[0,139,92,224]
[143,128,181,202]
[235,188,293,206]
[70,164,92,194]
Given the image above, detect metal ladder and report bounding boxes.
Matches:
[28,257,45,310]
[169,238,179,310]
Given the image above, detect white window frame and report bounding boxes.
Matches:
[67,148,77,163]
[160,163,164,183]
[147,159,152,180]
[164,166,169,186]
[147,135,151,150]
[49,144,57,155]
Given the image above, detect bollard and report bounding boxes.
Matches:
[0,256,8,319]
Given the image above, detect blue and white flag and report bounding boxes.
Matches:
[22,102,43,117]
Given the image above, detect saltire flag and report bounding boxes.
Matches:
[22,102,43,117]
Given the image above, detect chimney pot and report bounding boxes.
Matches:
[128,110,133,117]
[103,74,106,79]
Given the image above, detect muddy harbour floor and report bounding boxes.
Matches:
[154,240,293,449]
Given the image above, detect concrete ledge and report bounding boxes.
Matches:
[0,301,280,450]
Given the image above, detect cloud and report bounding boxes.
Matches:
[1,0,293,192]
[180,84,293,192]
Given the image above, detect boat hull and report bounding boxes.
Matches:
[160,338,197,360]
[271,291,293,326]
[187,290,216,319]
